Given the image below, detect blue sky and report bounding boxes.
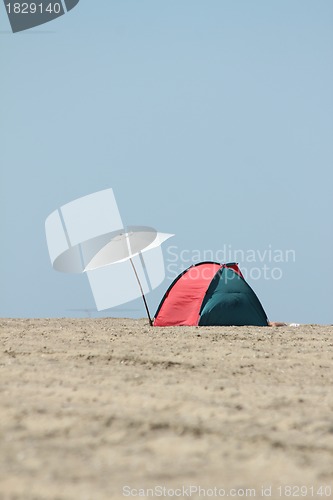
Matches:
[1,0,332,323]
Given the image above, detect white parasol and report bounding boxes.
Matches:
[45,188,174,325]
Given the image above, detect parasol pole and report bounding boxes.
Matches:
[129,257,153,326]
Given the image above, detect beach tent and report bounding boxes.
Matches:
[154,262,268,327]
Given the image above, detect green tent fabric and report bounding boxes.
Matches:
[199,267,268,326]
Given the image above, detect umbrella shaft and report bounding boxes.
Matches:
[129,258,153,326]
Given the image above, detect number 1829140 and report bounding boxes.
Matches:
[6,3,62,14]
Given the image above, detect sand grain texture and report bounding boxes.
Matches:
[0,319,332,499]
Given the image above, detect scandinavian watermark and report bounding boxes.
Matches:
[122,484,332,498]
[45,188,174,313]
[166,244,296,282]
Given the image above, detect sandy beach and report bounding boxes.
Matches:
[0,319,332,500]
